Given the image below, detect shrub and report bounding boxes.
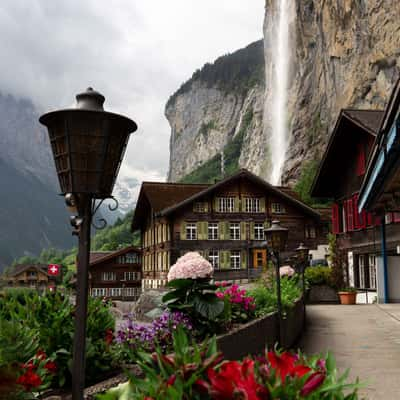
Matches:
[0,288,117,391]
[248,277,302,318]
[99,328,361,400]
[305,266,333,287]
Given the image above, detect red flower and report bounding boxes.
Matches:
[166,374,176,386]
[105,329,114,345]
[206,359,268,400]
[35,350,47,361]
[301,372,325,396]
[21,360,35,372]
[16,370,42,391]
[267,351,311,383]
[44,361,57,374]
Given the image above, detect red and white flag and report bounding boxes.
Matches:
[48,264,60,276]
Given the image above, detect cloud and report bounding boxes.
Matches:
[0,0,264,185]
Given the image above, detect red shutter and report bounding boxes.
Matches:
[356,143,366,176]
[346,198,354,231]
[394,212,400,223]
[332,204,340,234]
[353,194,366,229]
[367,213,374,226]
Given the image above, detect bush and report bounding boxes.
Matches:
[0,288,117,393]
[248,277,302,318]
[305,266,333,287]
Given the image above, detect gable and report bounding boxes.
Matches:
[311,110,382,199]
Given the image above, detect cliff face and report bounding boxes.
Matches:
[166,41,267,182]
[266,0,400,185]
[167,1,400,187]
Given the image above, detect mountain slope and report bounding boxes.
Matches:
[0,157,73,268]
[166,40,266,182]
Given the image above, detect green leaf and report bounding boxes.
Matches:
[193,295,224,319]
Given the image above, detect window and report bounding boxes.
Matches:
[124,271,140,281]
[186,223,197,240]
[208,250,219,269]
[245,198,260,213]
[92,288,107,297]
[305,225,316,239]
[101,272,116,281]
[359,255,366,288]
[369,256,377,289]
[27,271,37,278]
[118,253,139,264]
[254,223,264,240]
[109,288,122,297]
[194,202,207,213]
[230,251,241,269]
[271,203,285,214]
[230,222,241,240]
[208,222,219,240]
[218,197,235,212]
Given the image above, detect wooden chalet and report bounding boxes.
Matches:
[311,104,400,302]
[358,78,400,303]
[3,264,59,291]
[132,169,329,289]
[89,246,142,301]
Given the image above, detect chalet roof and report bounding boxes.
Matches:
[158,169,321,219]
[131,182,210,230]
[6,264,50,278]
[89,245,141,267]
[311,108,384,198]
[343,109,384,134]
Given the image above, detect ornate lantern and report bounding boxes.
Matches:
[264,220,289,253]
[39,87,137,198]
[296,242,310,264]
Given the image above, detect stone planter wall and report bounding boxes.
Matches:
[217,298,305,359]
[308,285,339,304]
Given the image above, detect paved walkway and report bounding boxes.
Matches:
[300,305,400,400]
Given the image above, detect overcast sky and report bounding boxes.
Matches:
[0,1,264,184]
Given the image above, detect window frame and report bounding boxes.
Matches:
[218,197,235,213]
[254,223,264,240]
[230,250,241,269]
[208,222,219,240]
[245,198,260,213]
[230,222,241,240]
[186,222,197,240]
[208,250,219,269]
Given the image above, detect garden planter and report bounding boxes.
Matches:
[338,291,357,305]
[308,285,339,304]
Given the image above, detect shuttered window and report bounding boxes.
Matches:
[353,194,366,230]
[346,198,354,231]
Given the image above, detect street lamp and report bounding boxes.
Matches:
[295,243,309,323]
[39,88,137,400]
[264,220,288,347]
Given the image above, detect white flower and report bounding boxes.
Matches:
[279,265,295,277]
[167,252,213,281]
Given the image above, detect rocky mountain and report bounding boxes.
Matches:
[167,1,400,187]
[269,0,400,185]
[166,40,266,183]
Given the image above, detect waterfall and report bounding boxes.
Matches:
[267,0,293,185]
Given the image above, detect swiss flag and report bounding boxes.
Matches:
[48,264,60,276]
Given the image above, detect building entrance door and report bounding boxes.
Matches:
[253,249,267,269]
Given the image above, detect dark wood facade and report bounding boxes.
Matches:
[132,170,328,289]
[311,108,400,292]
[89,246,142,301]
[3,264,59,291]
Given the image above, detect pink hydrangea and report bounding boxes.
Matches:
[167,252,213,281]
[280,266,295,277]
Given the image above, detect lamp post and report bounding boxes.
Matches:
[295,243,309,324]
[264,220,288,347]
[39,88,137,400]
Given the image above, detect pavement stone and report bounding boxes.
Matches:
[299,305,400,400]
